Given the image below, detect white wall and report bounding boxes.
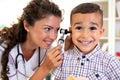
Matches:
[0,0,31,26]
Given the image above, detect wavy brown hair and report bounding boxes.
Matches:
[0,0,62,79]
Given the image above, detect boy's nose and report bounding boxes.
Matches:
[81,30,89,38]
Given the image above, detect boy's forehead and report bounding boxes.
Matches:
[71,12,101,18]
[71,12,102,26]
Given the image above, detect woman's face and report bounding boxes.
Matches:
[25,15,61,49]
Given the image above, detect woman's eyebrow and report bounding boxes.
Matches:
[43,25,53,28]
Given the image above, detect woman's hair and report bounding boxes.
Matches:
[70,3,103,26]
[0,0,62,79]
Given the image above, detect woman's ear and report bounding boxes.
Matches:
[23,20,29,32]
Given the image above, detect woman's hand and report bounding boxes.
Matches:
[41,45,63,71]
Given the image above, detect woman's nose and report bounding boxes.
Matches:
[49,31,57,40]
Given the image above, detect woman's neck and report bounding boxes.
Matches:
[20,43,36,61]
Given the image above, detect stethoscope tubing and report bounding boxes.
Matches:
[15,44,46,80]
[15,44,27,80]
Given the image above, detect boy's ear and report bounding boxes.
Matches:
[23,20,30,32]
[100,27,105,37]
[69,27,72,32]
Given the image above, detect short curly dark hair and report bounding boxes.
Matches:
[70,3,103,26]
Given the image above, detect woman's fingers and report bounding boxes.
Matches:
[43,45,63,69]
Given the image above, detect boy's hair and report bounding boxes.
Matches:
[70,3,103,26]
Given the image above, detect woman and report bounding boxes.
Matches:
[0,0,63,80]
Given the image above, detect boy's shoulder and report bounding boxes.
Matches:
[97,49,119,63]
[100,49,115,58]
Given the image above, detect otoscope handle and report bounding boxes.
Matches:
[57,38,64,45]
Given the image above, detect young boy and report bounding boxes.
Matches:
[53,3,120,80]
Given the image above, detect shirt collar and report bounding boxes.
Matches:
[72,44,101,61]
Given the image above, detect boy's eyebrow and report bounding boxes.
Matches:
[73,22,99,27]
[90,22,99,27]
[73,22,82,26]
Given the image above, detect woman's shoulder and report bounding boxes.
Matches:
[0,43,18,60]
[0,43,7,52]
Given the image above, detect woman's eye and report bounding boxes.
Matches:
[44,27,51,31]
[56,28,60,32]
[75,26,82,30]
[90,27,97,30]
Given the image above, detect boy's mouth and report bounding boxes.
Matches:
[78,40,93,46]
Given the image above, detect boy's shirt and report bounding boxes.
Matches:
[53,45,120,80]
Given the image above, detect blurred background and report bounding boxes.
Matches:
[0,0,120,80]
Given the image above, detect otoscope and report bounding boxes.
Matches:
[57,28,71,46]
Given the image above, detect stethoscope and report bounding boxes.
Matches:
[15,44,41,80]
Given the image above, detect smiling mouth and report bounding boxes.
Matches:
[44,40,53,46]
[78,40,93,46]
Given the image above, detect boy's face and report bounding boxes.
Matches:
[70,12,104,54]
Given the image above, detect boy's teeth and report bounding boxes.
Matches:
[81,41,90,44]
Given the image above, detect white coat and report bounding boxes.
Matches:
[0,44,48,80]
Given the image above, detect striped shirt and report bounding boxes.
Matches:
[53,45,120,80]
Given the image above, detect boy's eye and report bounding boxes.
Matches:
[90,27,97,30]
[75,26,82,30]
